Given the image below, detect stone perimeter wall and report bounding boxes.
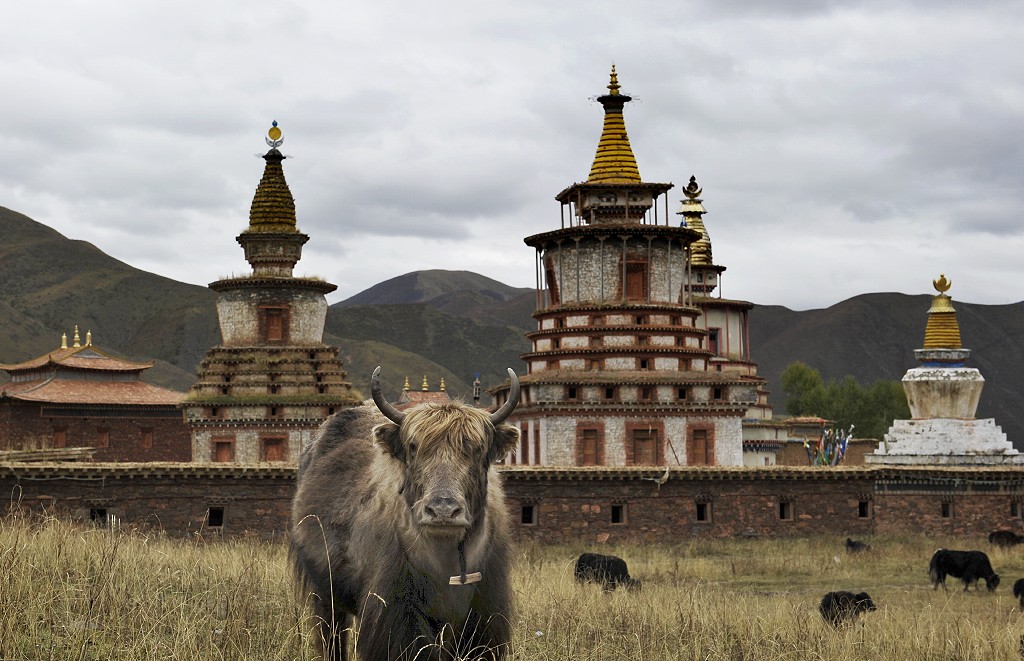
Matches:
[0,402,191,462]
[2,464,1023,542]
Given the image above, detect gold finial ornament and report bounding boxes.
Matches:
[266,120,284,149]
[61,332,67,349]
[440,378,446,392]
[421,375,429,392]
[86,330,92,346]
[607,64,621,96]
[73,325,81,348]
[683,175,703,200]
[403,376,410,391]
[923,274,961,349]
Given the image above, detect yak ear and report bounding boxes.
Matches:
[488,423,520,464]
[373,422,404,460]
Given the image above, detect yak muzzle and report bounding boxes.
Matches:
[420,495,471,531]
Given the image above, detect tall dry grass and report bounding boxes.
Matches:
[2,511,1023,660]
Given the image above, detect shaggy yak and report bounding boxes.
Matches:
[818,591,876,627]
[988,530,1024,548]
[928,549,1001,592]
[1015,578,1024,609]
[574,552,642,591]
[290,367,521,661]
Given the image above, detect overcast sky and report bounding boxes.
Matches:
[3,1,1023,311]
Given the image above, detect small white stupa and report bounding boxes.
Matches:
[867,275,1021,465]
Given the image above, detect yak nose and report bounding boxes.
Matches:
[425,497,463,523]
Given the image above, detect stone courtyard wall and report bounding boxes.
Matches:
[1,464,1021,542]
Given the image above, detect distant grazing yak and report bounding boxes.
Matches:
[929,549,1000,592]
[845,538,871,553]
[290,367,521,661]
[574,552,642,591]
[988,530,1024,548]
[819,591,876,627]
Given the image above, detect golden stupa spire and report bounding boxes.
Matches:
[403,376,411,391]
[85,330,92,346]
[587,66,642,184]
[922,274,962,349]
[439,377,446,392]
[678,176,713,266]
[73,325,81,348]
[421,375,429,391]
[61,332,67,349]
[247,121,298,233]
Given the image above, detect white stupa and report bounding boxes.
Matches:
[866,275,1021,465]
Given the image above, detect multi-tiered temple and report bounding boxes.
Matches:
[490,69,755,466]
[182,123,361,463]
[868,275,1020,465]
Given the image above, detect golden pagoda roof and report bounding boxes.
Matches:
[587,66,642,184]
[922,274,962,349]
[247,122,298,234]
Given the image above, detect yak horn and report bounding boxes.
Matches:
[371,366,406,425]
[489,368,520,426]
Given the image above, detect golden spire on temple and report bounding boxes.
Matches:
[923,274,962,349]
[85,330,92,346]
[678,176,712,266]
[248,121,298,233]
[403,376,411,391]
[587,66,641,184]
[421,375,429,392]
[61,332,68,349]
[439,377,446,392]
[73,325,81,348]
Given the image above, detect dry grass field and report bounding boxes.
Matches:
[2,512,1024,660]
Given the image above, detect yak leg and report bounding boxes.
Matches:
[312,599,352,661]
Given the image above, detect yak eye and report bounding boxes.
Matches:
[408,443,417,454]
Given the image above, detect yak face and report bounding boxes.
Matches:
[853,592,877,613]
[374,402,519,538]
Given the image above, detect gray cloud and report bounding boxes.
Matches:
[1,1,1023,311]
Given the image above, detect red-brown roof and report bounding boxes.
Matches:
[0,346,152,373]
[0,379,183,406]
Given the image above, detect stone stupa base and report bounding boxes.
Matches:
[865,418,1024,466]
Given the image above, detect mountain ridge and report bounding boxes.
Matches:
[3,205,1022,444]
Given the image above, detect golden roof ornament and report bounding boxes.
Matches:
[403,376,410,391]
[421,375,429,391]
[607,64,621,96]
[266,120,284,149]
[73,325,81,348]
[86,330,92,346]
[677,175,712,266]
[61,332,68,349]
[683,175,703,199]
[923,274,962,349]
[440,377,446,392]
[587,66,641,184]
